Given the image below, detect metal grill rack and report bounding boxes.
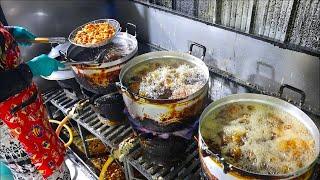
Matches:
[43,89,132,150]
[125,142,201,180]
[43,89,202,180]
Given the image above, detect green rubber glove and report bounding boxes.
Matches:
[11,26,36,46]
[0,162,14,180]
[26,54,65,77]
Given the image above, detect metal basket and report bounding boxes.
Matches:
[68,19,121,48]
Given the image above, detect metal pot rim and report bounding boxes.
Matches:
[69,31,138,69]
[198,93,320,177]
[118,51,210,102]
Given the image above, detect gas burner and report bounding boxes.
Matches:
[126,110,197,165]
[88,91,126,127]
[126,109,199,140]
[136,133,190,166]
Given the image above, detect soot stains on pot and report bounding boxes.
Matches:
[74,64,123,86]
[200,150,314,180]
[158,96,206,123]
[125,87,208,124]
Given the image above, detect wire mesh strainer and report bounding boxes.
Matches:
[68,19,121,48]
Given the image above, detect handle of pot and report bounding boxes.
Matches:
[188,42,206,61]
[116,82,139,101]
[199,137,232,173]
[279,84,306,107]
[126,23,136,37]
[256,61,275,80]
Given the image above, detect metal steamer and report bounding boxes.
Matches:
[198,93,320,180]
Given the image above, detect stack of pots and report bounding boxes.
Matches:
[117,43,210,164]
[68,23,138,126]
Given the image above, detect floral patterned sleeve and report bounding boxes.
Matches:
[0,22,33,102]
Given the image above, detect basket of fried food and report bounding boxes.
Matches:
[68,19,121,48]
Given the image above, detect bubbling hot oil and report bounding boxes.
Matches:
[201,102,316,175]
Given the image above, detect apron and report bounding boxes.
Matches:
[0,23,66,179]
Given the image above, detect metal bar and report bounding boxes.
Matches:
[63,99,78,109]
[59,98,73,106]
[66,149,98,180]
[105,125,127,141]
[164,151,198,179]
[284,0,300,43]
[51,92,65,102]
[96,124,109,134]
[82,113,96,123]
[177,157,200,178]
[56,96,68,104]
[101,126,119,137]
[111,127,132,146]
[92,121,104,130]
[77,123,92,158]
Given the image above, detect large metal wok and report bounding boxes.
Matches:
[198,93,320,179]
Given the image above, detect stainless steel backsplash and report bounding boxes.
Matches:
[1,0,319,110]
[114,1,319,111]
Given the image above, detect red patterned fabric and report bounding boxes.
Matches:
[0,23,66,178]
[0,23,21,70]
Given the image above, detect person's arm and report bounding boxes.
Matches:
[4,26,36,46]
[0,64,33,102]
[0,54,64,102]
